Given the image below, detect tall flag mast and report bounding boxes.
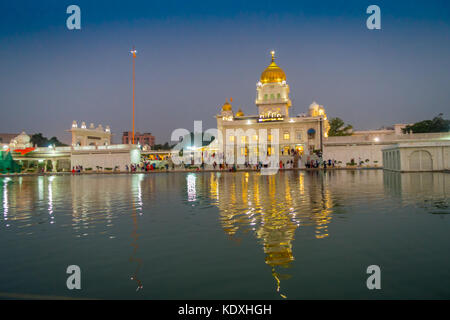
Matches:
[130,46,137,144]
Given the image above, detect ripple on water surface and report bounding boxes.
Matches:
[0,171,449,299]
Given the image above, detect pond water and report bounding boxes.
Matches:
[0,170,449,299]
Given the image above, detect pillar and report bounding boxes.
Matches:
[52,160,58,172]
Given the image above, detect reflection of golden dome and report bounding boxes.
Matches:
[236,108,244,117]
[222,100,232,112]
[260,51,286,84]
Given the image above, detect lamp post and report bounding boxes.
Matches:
[319,117,323,154]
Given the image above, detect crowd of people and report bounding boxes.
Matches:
[72,154,338,174]
[71,165,83,173]
[125,160,170,172]
[304,159,336,169]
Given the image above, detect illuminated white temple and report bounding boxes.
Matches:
[216,51,329,163]
[69,120,112,146]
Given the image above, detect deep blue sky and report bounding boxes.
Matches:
[0,0,449,143]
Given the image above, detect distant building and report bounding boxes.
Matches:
[0,133,19,145]
[122,131,155,148]
[69,121,112,146]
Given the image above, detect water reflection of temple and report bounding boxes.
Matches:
[205,171,335,297]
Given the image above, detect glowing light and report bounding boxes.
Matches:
[187,174,196,202]
[48,176,53,216]
[133,174,144,215]
[374,137,380,142]
[3,178,9,220]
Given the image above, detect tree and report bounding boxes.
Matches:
[48,136,66,147]
[30,133,67,147]
[153,142,175,150]
[30,133,46,147]
[402,114,450,133]
[328,117,353,136]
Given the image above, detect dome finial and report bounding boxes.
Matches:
[260,51,286,83]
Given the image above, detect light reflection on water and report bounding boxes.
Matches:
[0,171,449,299]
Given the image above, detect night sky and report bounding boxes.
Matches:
[0,0,449,144]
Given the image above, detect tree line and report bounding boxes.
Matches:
[30,133,67,147]
[327,114,449,136]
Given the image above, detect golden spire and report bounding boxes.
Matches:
[260,51,286,84]
[221,99,232,112]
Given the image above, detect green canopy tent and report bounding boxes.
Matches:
[0,151,21,173]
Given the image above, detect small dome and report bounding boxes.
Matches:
[260,51,286,84]
[10,132,32,149]
[236,108,245,117]
[15,132,31,144]
[222,100,232,112]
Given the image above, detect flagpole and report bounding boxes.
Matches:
[130,46,137,144]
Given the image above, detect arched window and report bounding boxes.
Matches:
[409,150,432,171]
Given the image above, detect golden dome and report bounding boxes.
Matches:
[236,108,244,117]
[260,51,286,84]
[222,100,232,112]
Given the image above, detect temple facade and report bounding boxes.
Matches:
[69,121,111,146]
[216,52,329,163]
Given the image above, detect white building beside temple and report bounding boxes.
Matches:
[383,141,450,172]
[69,121,112,146]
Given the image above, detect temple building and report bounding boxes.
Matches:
[216,51,329,163]
[69,121,111,146]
